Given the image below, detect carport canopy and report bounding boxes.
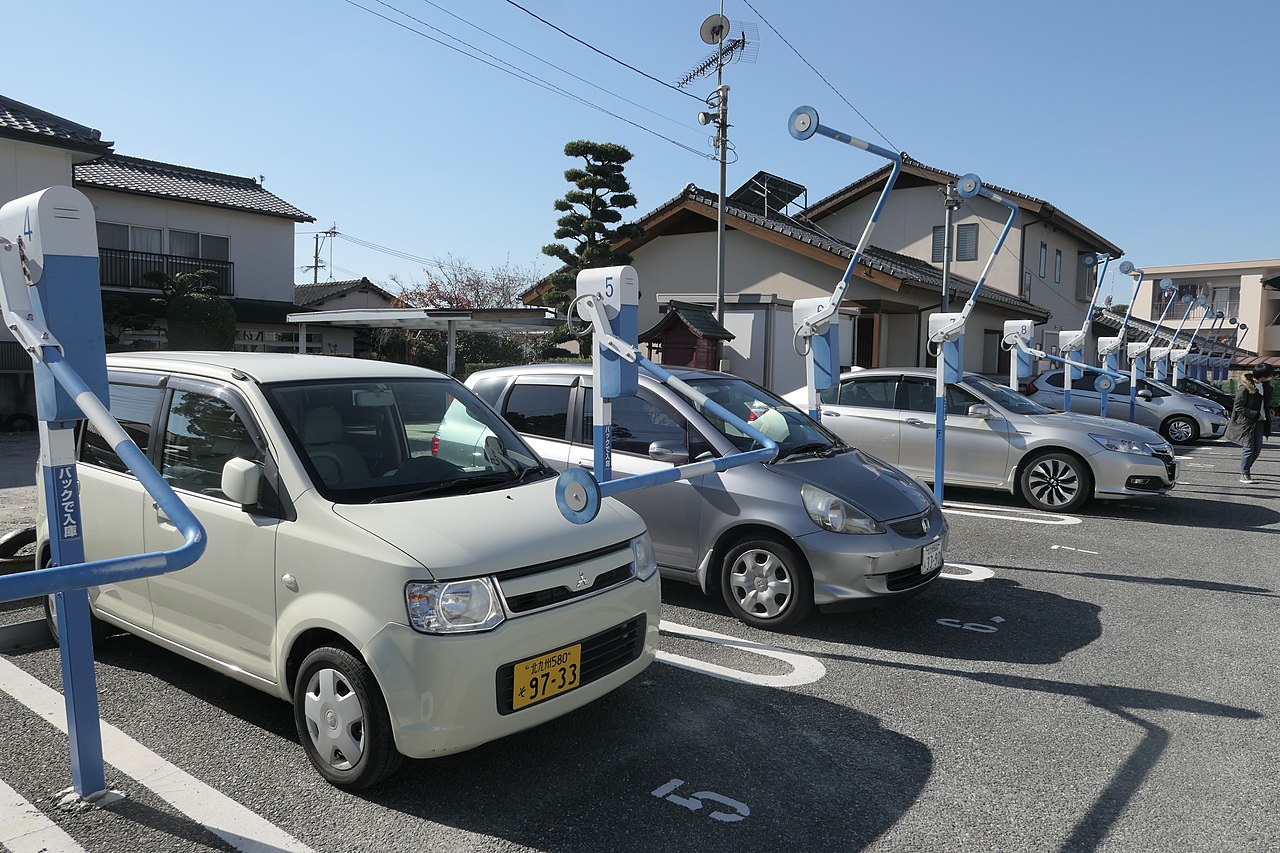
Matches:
[286,307,563,374]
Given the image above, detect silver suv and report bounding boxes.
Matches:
[1026,369,1228,444]
[467,364,948,631]
[786,368,1177,512]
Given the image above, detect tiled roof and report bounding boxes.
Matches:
[678,184,1049,319]
[75,154,313,222]
[641,300,733,341]
[0,95,112,154]
[295,278,397,306]
[1093,308,1254,356]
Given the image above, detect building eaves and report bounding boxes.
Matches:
[75,154,314,222]
[0,94,113,156]
[803,155,1123,258]
[295,278,397,306]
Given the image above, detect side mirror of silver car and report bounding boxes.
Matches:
[648,441,690,465]
[1137,389,1153,401]
[967,404,994,420]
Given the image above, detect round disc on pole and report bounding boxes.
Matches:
[1215,311,1225,319]
[788,106,819,140]
[1181,293,1194,304]
[1240,322,1249,331]
[1159,277,1175,291]
[1119,261,1135,275]
[700,13,730,43]
[555,468,601,525]
[1095,375,1116,393]
[1230,317,1238,324]
[1196,296,1209,307]
[956,173,982,199]
[1080,254,1098,268]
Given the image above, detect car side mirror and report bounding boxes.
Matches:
[222,457,262,506]
[648,441,690,465]
[966,404,993,420]
[1137,389,1153,400]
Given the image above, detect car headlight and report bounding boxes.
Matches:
[631,532,658,581]
[1194,404,1221,415]
[406,578,505,634]
[1089,433,1152,456]
[801,483,884,534]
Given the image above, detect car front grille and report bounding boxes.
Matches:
[495,614,646,715]
[886,564,941,591]
[889,513,933,538]
[493,540,635,615]
[503,562,634,613]
[1150,448,1177,481]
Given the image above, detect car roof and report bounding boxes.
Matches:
[837,367,978,380]
[471,363,738,383]
[107,351,451,384]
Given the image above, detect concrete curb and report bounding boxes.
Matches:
[0,618,51,652]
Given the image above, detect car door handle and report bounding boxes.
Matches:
[905,418,926,426]
[821,409,840,417]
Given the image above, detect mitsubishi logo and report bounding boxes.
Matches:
[575,571,590,589]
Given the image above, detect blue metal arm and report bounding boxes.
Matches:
[0,349,206,603]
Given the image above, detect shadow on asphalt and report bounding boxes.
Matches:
[984,564,1277,599]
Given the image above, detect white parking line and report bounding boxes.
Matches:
[940,563,996,581]
[656,620,826,687]
[942,501,1082,525]
[1051,545,1099,555]
[0,777,87,853]
[0,658,314,853]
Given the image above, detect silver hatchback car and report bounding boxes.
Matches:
[467,365,948,630]
[786,368,1177,512]
[1026,369,1228,444]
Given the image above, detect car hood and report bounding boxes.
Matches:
[332,479,643,580]
[1019,412,1168,445]
[771,448,934,521]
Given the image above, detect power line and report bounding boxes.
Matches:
[413,0,711,138]
[739,0,898,152]
[341,0,713,160]
[503,0,703,101]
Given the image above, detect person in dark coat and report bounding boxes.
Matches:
[1226,365,1273,483]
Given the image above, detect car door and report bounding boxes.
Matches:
[571,384,703,571]
[896,376,1011,486]
[75,379,166,629]
[814,375,902,463]
[143,381,279,681]
[497,376,576,470]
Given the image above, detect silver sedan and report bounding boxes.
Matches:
[786,368,1177,512]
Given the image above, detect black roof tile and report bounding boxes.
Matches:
[0,95,112,155]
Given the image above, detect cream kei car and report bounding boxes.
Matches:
[38,352,660,788]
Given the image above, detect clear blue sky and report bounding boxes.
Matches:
[14,0,1279,302]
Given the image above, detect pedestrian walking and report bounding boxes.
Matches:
[1226,364,1274,483]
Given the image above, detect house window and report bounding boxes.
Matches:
[1023,271,1032,301]
[1054,249,1063,284]
[96,222,162,254]
[931,226,946,263]
[1039,242,1048,278]
[171,230,229,261]
[956,224,978,262]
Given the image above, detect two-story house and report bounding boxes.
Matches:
[528,156,1121,394]
[0,94,314,423]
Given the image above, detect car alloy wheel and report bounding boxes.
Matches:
[721,537,813,630]
[1020,451,1091,512]
[293,646,402,789]
[1162,415,1199,445]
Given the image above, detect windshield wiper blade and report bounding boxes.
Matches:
[370,473,518,503]
[777,442,836,460]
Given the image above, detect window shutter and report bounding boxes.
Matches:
[956,224,978,262]
[931,226,945,263]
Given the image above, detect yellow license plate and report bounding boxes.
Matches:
[512,644,582,711]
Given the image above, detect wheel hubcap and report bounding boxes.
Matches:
[1169,420,1193,442]
[303,667,366,770]
[729,549,792,619]
[1027,459,1079,508]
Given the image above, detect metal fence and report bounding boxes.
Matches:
[98,248,234,295]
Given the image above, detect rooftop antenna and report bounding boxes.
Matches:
[677,9,758,324]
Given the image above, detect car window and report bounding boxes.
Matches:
[503,383,571,440]
[1140,380,1172,398]
[1042,372,1064,388]
[901,377,935,413]
[961,375,1053,415]
[80,383,164,473]
[161,390,261,499]
[469,376,507,408]
[687,376,842,457]
[837,377,896,409]
[583,393,686,456]
[945,384,984,416]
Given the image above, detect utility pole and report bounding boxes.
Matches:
[306,224,337,284]
[940,185,961,314]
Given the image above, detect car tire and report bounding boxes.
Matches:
[1161,415,1199,445]
[43,591,114,645]
[1019,451,1092,513]
[293,646,402,789]
[720,536,813,630]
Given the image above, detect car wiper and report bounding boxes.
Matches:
[777,442,844,461]
[369,473,518,503]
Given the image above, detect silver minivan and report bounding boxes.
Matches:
[467,364,948,631]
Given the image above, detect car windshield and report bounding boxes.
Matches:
[264,377,550,502]
[962,375,1054,415]
[685,376,845,459]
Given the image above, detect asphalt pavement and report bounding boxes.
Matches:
[1,432,1278,852]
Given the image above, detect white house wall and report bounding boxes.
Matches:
[0,139,78,203]
[80,189,296,302]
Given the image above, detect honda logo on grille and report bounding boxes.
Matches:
[921,517,930,534]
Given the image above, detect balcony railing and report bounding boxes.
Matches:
[98,248,234,296]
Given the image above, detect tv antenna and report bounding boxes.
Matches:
[676,10,758,324]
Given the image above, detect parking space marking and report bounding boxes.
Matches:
[942,501,1082,525]
[0,777,88,853]
[656,620,826,687]
[0,658,314,853]
[940,563,996,581]
[1051,545,1099,555]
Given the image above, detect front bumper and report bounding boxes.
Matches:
[362,574,660,760]
[1092,450,1176,499]
[797,506,949,611]
[1202,416,1228,439]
